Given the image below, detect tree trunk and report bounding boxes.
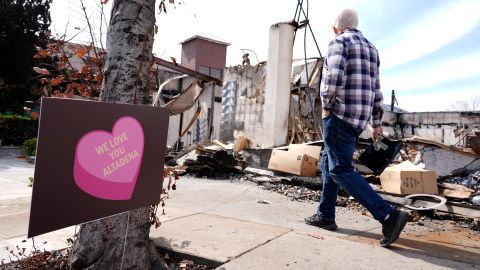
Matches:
[69,209,160,269]
[69,0,161,269]
[100,0,154,104]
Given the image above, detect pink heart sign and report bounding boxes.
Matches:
[73,116,144,200]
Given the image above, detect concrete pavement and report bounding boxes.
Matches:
[152,177,480,269]
[1,148,479,269]
[0,148,76,263]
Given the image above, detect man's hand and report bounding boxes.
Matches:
[372,127,383,140]
[322,109,331,119]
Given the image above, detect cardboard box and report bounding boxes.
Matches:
[288,144,322,160]
[379,161,438,195]
[268,149,318,176]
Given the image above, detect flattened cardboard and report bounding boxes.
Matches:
[379,161,438,195]
[28,98,169,237]
[268,149,318,177]
[288,144,322,160]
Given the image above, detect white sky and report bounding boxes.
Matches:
[377,0,480,70]
[50,0,480,112]
[50,0,351,64]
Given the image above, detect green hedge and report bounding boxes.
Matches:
[0,115,38,145]
[23,138,37,156]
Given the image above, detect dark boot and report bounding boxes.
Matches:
[380,209,409,247]
[305,214,338,231]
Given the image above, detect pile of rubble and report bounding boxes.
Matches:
[167,136,480,231]
[166,141,245,178]
[441,171,480,205]
[259,180,321,202]
[444,171,480,192]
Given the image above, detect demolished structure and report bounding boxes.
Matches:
[157,22,480,221]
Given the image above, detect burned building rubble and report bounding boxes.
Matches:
[220,58,322,147]
[158,27,480,224]
[151,35,229,151]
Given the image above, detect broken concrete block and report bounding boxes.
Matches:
[439,183,474,199]
[242,149,273,169]
[421,146,480,177]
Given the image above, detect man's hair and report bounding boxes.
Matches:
[334,9,358,31]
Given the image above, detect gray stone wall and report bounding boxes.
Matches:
[221,65,267,147]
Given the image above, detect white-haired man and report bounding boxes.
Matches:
[305,9,409,247]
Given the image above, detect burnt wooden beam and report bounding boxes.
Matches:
[154,58,223,86]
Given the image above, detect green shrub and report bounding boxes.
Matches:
[0,115,38,145]
[28,177,34,187]
[23,138,37,156]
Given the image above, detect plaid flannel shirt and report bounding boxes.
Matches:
[320,29,384,130]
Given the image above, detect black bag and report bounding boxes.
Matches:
[358,134,403,175]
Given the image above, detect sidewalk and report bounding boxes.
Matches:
[1,148,479,269]
[0,148,76,263]
[151,177,480,269]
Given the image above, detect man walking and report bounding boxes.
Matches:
[305,9,409,247]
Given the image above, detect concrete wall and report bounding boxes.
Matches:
[221,65,267,147]
[167,114,181,148]
[220,57,323,147]
[220,61,480,148]
[263,22,295,148]
[378,111,480,146]
[163,78,214,149]
[420,146,480,177]
[164,73,479,150]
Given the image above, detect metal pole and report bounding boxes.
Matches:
[176,77,185,150]
[208,82,216,139]
[391,89,396,112]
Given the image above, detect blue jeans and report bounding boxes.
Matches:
[318,113,394,222]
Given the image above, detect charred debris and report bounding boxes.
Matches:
[165,132,480,232]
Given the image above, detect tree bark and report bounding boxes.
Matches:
[69,1,161,269]
[100,0,155,104]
